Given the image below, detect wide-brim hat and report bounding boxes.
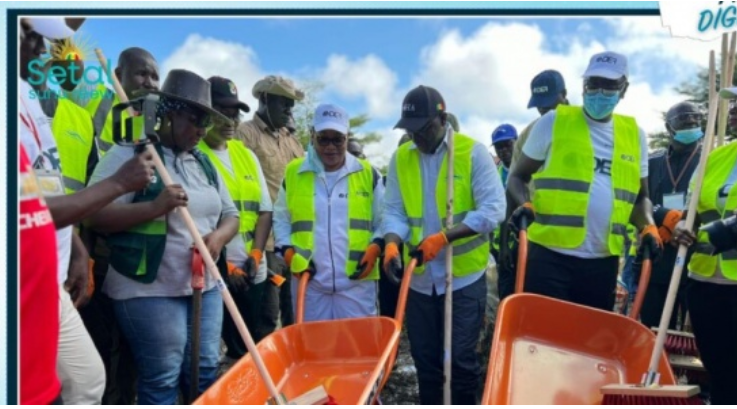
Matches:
[131,69,231,125]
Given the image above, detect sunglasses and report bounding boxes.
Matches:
[177,106,213,129]
[668,112,704,130]
[316,135,347,147]
[584,79,626,97]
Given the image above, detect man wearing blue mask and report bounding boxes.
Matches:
[634,101,704,329]
[506,51,660,312]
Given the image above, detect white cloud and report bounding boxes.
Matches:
[319,54,400,120]
[161,34,264,114]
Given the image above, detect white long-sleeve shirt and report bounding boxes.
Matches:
[273,152,384,294]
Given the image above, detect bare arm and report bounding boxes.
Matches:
[629,178,656,230]
[86,201,166,234]
[253,211,273,252]
[506,153,545,214]
[47,179,126,229]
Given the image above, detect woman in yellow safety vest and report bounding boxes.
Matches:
[273,103,385,322]
[197,76,274,360]
[673,89,737,404]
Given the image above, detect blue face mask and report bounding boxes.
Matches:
[583,92,620,120]
[673,127,703,145]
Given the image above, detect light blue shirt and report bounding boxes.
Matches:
[382,129,507,296]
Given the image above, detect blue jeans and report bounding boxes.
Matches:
[113,289,223,405]
[621,252,637,313]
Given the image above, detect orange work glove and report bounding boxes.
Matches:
[226,262,251,292]
[85,259,95,299]
[283,247,295,268]
[410,232,449,266]
[639,224,663,262]
[350,239,384,280]
[382,242,403,286]
[243,249,263,280]
[658,209,683,244]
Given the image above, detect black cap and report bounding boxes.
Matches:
[208,76,250,113]
[394,85,446,133]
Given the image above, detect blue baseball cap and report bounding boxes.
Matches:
[491,124,518,144]
[527,70,566,109]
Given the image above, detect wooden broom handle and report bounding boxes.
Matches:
[647,51,720,377]
[94,49,286,404]
[443,125,455,405]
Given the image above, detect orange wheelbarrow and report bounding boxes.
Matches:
[194,260,416,405]
[481,219,676,405]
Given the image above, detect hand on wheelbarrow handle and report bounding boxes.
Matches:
[509,203,534,234]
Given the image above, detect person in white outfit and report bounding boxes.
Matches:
[273,103,385,322]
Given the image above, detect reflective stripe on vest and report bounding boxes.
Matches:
[52,99,95,194]
[527,105,641,256]
[396,133,489,276]
[285,158,378,279]
[688,142,737,281]
[198,140,262,253]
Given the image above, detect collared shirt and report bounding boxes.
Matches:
[236,113,305,250]
[382,130,507,296]
[273,153,384,294]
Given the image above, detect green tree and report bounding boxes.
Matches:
[648,56,737,149]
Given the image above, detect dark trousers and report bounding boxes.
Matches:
[687,278,737,405]
[378,263,400,318]
[78,241,137,405]
[222,280,266,358]
[259,252,293,340]
[524,242,620,311]
[640,282,687,330]
[406,275,486,405]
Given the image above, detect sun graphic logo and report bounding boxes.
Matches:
[49,34,93,64]
[228,81,237,95]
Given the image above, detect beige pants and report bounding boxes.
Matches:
[57,286,105,404]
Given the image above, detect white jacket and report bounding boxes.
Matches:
[274,152,384,294]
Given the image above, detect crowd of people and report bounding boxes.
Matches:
[18,16,737,406]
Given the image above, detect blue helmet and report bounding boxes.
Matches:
[491,124,518,144]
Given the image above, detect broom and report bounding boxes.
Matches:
[600,49,721,405]
[95,49,330,405]
[443,124,455,405]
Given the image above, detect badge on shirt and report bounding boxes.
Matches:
[664,192,686,211]
[35,169,65,197]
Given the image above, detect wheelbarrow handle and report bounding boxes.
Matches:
[514,215,529,294]
[629,245,652,320]
[295,272,311,325]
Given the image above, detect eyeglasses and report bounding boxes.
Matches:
[584,79,626,97]
[668,112,704,130]
[316,135,347,147]
[177,107,212,129]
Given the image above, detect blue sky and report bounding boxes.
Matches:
[69,16,719,164]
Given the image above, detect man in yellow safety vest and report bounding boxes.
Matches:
[506,51,662,312]
[382,85,506,404]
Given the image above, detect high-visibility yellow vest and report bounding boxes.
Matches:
[82,84,143,156]
[528,105,642,256]
[396,133,490,276]
[284,157,378,279]
[52,99,95,194]
[198,139,262,252]
[688,142,737,281]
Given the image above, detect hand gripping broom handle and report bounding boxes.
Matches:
[646,51,719,383]
[94,49,286,405]
[443,126,454,405]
